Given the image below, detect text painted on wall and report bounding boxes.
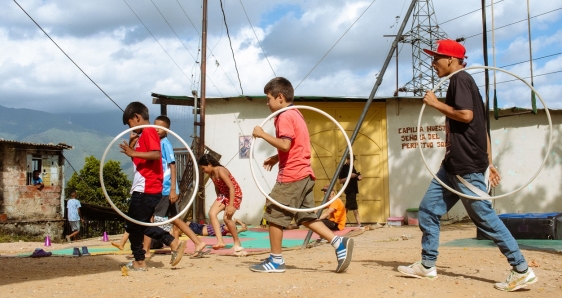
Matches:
[398,125,446,149]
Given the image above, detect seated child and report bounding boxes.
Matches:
[188,218,247,236]
[318,185,346,231]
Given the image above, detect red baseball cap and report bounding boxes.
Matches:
[423,39,467,59]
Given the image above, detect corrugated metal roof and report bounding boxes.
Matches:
[151,93,561,111]
[0,139,73,150]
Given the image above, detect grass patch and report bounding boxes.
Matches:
[0,234,45,243]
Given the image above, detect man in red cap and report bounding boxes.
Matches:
[397,39,537,292]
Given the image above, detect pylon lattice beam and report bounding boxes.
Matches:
[400,0,448,96]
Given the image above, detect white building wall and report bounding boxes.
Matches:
[204,97,562,225]
[386,98,562,221]
[204,98,278,225]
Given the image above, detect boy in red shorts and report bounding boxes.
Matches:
[250,77,354,273]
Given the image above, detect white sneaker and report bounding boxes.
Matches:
[397,261,437,279]
[494,268,537,291]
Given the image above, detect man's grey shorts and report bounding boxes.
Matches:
[263,176,318,227]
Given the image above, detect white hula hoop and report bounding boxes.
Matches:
[250,105,353,212]
[417,65,553,200]
[100,124,199,226]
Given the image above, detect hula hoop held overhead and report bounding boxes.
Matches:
[100,124,199,226]
[250,105,353,212]
[417,65,553,200]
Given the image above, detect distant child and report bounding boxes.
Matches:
[197,154,245,255]
[153,115,207,257]
[65,190,83,242]
[32,170,44,188]
[119,101,186,270]
[318,185,347,231]
[250,77,354,273]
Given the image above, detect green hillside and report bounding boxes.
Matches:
[21,128,133,181]
[0,105,133,181]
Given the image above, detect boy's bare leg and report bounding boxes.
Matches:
[111,231,129,250]
[235,218,248,232]
[353,210,362,227]
[142,235,152,259]
[173,218,207,254]
[303,220,336,241]
[269,223,284,254]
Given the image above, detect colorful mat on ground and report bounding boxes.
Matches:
[17,227,359,257]
[442,238,562,252]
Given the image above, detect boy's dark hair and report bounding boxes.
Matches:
[197,154,222,167]
[155,115,171,128]
[264,77,294,103]
[122,101,149,125]
[33,170,40,175]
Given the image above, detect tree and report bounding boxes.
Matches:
[66,155,131,212]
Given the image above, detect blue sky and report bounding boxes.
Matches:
[0,0,560,115]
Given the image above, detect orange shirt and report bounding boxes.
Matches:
[274,109,315,182]
[328,198,346,230]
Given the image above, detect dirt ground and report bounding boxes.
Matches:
[0,223,561,298]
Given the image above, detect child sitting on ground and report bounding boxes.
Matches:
[188,218,247,237]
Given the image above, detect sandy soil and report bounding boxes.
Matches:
[0,223,561,298]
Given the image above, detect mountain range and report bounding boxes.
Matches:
[0,105,193,182]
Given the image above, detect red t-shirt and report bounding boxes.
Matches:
[274,109,315,182]
[131,127,163,194]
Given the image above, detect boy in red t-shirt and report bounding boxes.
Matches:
[251,77,354,273]
[119,102,186,271]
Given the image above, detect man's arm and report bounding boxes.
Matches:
[252,126,291,152]
[424,91,473,123]
[78,207,83,222]
[487,133,501,187]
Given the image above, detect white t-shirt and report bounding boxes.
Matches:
[67,198,81,221]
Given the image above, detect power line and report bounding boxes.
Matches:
[295,0,378,90]
[14,0,124,112]
[238,0,277,77]
[175,0,238,96]
[477,69,562,87]
[465,7,562,40]
[123,0,195,86]
[151,0,197,61]
[472,52,562,75]
[150,0,204,93]
[440,0,505,25]
[219,0,244,95]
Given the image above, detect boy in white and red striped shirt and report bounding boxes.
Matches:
[119,101,186,271]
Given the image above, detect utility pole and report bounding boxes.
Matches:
[197,0,208,222]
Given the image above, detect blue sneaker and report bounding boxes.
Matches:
[249,256,286,273]
[335,237,354,273]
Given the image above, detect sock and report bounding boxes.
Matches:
[421,263,433,269]
[270,253,284,264]
[514,268,528,274]
[331,236,342,249]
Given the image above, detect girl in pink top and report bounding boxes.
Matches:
[198,154,244,255]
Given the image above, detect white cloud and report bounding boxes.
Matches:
[0,0,559,113]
